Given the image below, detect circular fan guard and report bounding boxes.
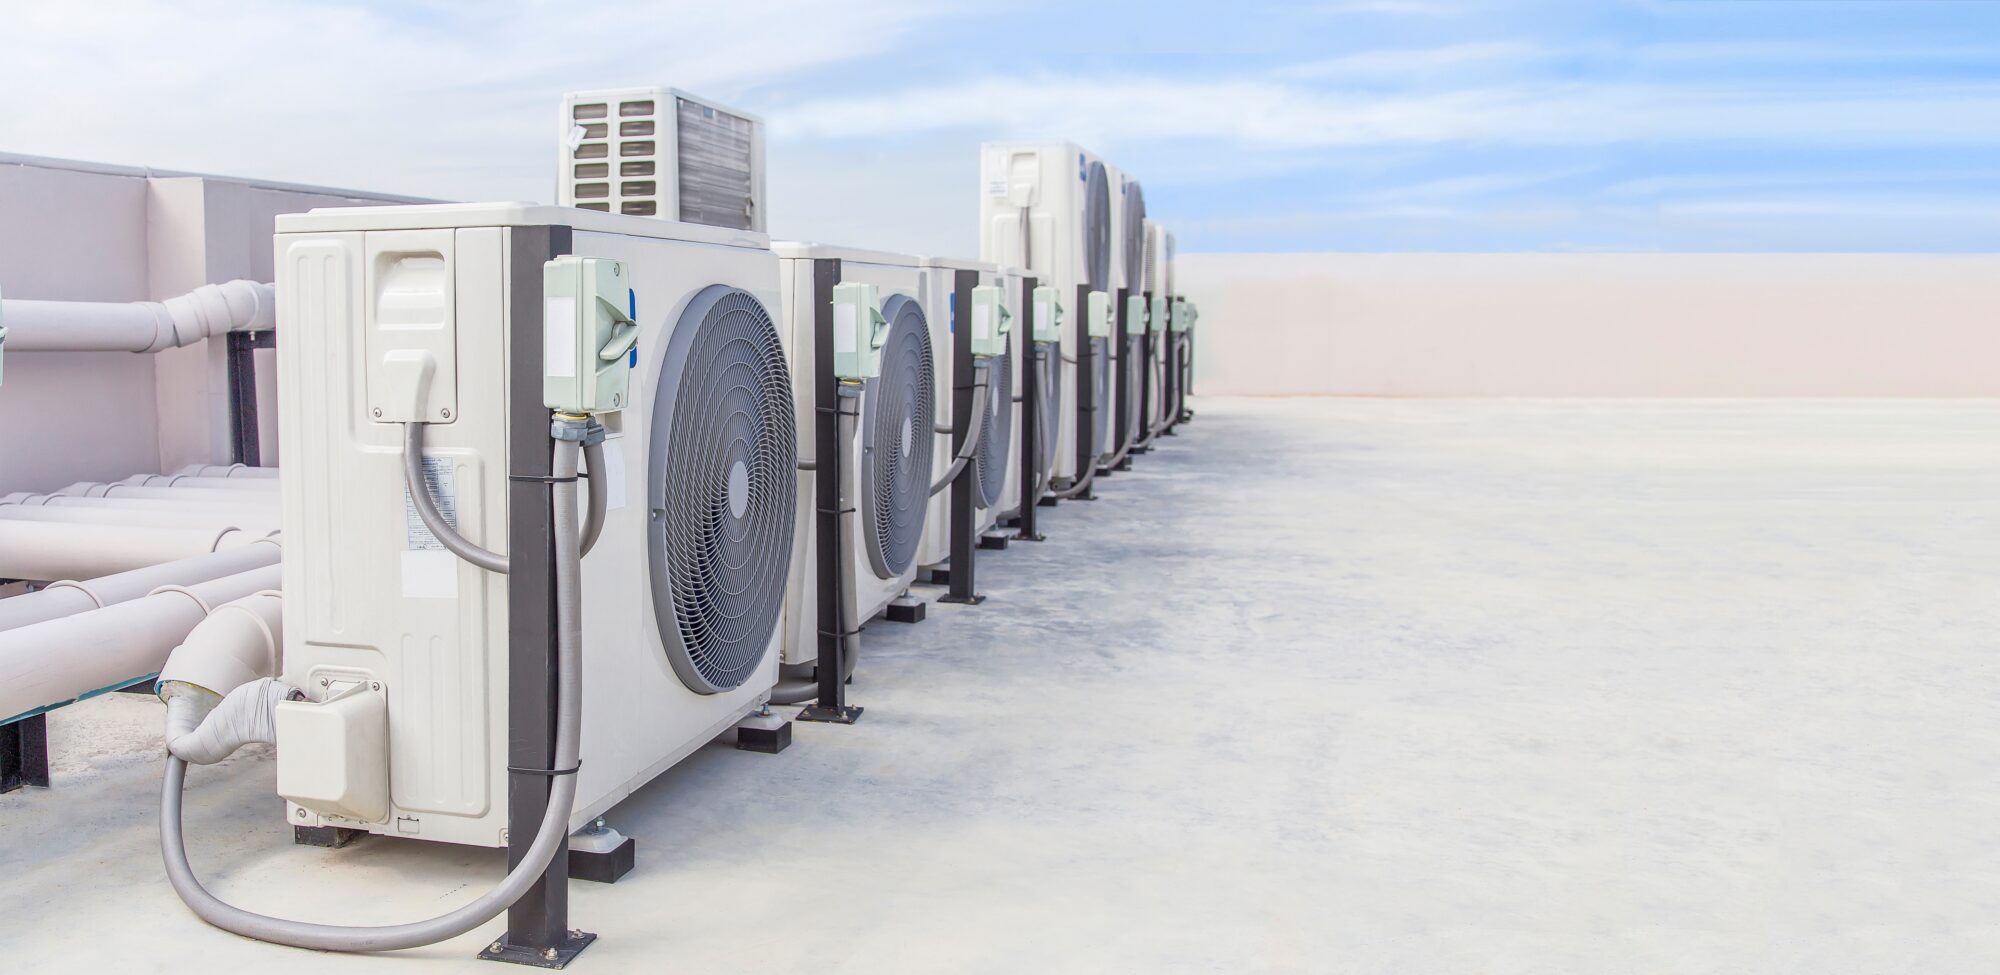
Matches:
[648,285,797,695]
[1084,161,1111,292]
[975,345,1013,509]
[860,294,936,579]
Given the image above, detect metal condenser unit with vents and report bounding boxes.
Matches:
[560,87,766,232]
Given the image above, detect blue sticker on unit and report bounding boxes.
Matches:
[627,288,636,319]
[1078,153,1086,181]
[628,347,637,369]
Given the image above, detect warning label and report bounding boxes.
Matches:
[404,457,457,551]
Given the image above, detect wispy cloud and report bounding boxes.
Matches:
[1274,41,1546,81]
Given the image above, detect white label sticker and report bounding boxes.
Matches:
[401,549,458,599]
[404,456,456,550]
[833,302,858,354]
[566,124,587,150]
[601,438,628,511]
[974,303,993,340]
[545,297,577,378]
[986,179,1008,198]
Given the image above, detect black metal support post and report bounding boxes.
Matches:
[481,225,596,970]
[799,258,863,725]
[0,715,50,793]
[1161,297,1179,436]
[227,330,278,466]
[1012,275,1044,541]
[1070,284,1097,500]
[940,269,985,605]
[1134,290,1154,454]
[1104,287,1132,474]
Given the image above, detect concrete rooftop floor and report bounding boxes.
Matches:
[3,397,1998,973]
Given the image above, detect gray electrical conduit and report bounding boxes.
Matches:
[927,363,993,498]
[770,398,862,706]
[159,436,587,953]
[402,422,608,570]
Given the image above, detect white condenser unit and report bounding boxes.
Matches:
[993,266,1030,520]
[773,244,935,669]
[272,203,796,846]
[978,142,1114,488]
[559,87,766,231]
[915,257,1015,572]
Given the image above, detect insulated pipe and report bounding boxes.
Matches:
[1,280,274,353]
[56,483,279,503]
[161,435,587,953]
[0,564,281,722]
[0,543,280,633]
[115,474,279,492]
[3,494,279,513]
[0,520,274,582]
[157,591,283,698]
[174,464,278,479]
[581,439,606,557]
[0,504,281,536]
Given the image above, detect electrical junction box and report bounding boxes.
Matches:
[1150,295,1168,334]
[969,284,1008,358]
[1173,301,1197,333]
[1031,286,1061,344]
[1125,293,1148,336]
[832,281,890,380]
[543,256,639,414]
[1086,290,1112,339]
[276,681,391,825]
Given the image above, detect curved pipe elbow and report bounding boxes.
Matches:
[158,590,284,699]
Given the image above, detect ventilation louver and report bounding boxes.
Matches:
[648,285,796,694]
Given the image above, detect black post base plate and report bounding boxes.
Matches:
[1115,456,1134,471]
[479,930,597,969]
[978,532,1010,551]
[797,704,865,724]
[938,593,986,605]
[1012,530,1046,542]
[568,836,636,885]
[294,825,364,848]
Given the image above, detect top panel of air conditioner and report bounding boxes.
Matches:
[560,87,767,233]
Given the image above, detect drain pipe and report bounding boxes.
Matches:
[927,362,992,497]
[3,493,279,513]
[1,281,274,353]
[0,542,281,633]
[0,564,281,723]
[771,396,863,706]
[108,474,279,492]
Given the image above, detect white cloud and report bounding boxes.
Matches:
[0,0,956,201]
[1274,41,1546,81]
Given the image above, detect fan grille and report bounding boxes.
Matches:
[1122,181,1147,292]
[1084,161,1111,292]
[648,285,797,695]
[975,346,1014,508]
[860,294,936,579]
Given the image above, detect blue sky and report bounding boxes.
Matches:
[3,0,1997,254]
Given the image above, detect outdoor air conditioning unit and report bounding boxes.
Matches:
[978,142,1113,492]
[774,244,936,673]
[270,203,796,848]
[559,87,766,231]
[1105,167,1147,465]
[915,257,1016,574]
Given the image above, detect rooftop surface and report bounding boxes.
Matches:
[3,397,1996,972]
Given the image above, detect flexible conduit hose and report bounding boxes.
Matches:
[402,424,609,571]
[927,362,992,498]
[160,436,587,953]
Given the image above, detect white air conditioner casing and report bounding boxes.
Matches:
[994,266,1028,519]
[978,142,1114,486]
[774,243,933,667]
[560,87,766,231]
[273,203,793,847]
[915,256,1013,572]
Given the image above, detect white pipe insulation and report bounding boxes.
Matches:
[0,564,280,722]
[174,464,279,480]
[110,474,279,492]
[0,280,275,354]
[0,521,276,582]
[0,543,280,633]
[54,482,279,503]
[158,590,283,697]
[0,494,279,512]
[0,504,283,535]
